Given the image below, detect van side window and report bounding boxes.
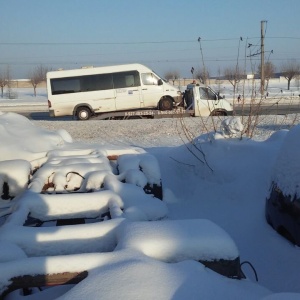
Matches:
[199,87,216,100]
[81,74,113,92]
[51,73,113,95]
[113,71,140,89]
[51,78,81,94]
[141,73,160,85]
[51,70,142,95]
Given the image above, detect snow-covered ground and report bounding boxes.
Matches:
[1,77,300,106]
[0,87,300,299]
[211,77,300,100]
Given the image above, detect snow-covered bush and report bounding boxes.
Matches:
[220,117,244,138]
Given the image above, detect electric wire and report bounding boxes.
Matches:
[241,261,258,282]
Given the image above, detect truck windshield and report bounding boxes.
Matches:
[199,87,216,100]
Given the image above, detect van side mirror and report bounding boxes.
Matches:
[216,92,223,100]
[158,79,163,86]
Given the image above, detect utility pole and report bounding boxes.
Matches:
[198,37,207,85]
[260,20,266,96]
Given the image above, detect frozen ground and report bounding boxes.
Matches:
[33,114,300,148]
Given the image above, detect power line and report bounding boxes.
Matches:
[0,36,299,46]
[266,36,300,40]
[0,41,195,46]
[1,57,298,66]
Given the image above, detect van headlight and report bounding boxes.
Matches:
[177,91,182,96]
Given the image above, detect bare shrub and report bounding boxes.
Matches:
[28,65,49,97]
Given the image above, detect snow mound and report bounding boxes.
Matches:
[0,241,27,262]
[0,112,70,162]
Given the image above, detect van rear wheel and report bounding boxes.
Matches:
[159,97,173,111]
[77,107,91,120]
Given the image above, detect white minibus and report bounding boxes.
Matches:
[47,64,182,120]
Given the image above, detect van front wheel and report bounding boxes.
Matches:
[76,107,91,120]
[159,97,173,111]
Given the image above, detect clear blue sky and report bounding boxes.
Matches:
[0,0,299,78]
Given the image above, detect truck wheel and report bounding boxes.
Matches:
[211,110,227,116]
[77,107,91,120]
[159,98,173,111]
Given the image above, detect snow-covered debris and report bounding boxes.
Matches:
[3,186,167,227]
[1,217,239,260]
[3,190,122,225]
[0,249,272,300]
[55,253,271,300]
[117,153,161,186]
[0,218,125,256]
[116,219,239,262]
[0,160,31,198]
[29,147,162,196]
[103,174,167,221]
[32,161,111,193]
[271,124,300,198]
[0,217,267,298]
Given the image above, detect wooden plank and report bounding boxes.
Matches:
[1,271,88,299]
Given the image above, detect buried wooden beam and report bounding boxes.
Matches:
[1,271,88,299]
[107,155,119,161]
[200,257,245,279]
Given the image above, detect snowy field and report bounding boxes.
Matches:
[0,86,300,299]
[1,77,300,105]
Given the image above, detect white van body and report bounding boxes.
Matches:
[47,64,182,120]
[185,84,233,116]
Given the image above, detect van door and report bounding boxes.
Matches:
[113,71,142,111]
[80,73,116,112]
[140,72,164,108]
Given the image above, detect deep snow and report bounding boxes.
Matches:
[0,86,300,299]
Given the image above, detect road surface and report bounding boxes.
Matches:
[0,102,300,120]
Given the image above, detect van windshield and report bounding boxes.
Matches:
[153,71,167,83]
[141,73,162,85]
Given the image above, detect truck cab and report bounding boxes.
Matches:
[185,84,233,116]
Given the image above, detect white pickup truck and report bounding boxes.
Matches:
[184,83,233,116]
